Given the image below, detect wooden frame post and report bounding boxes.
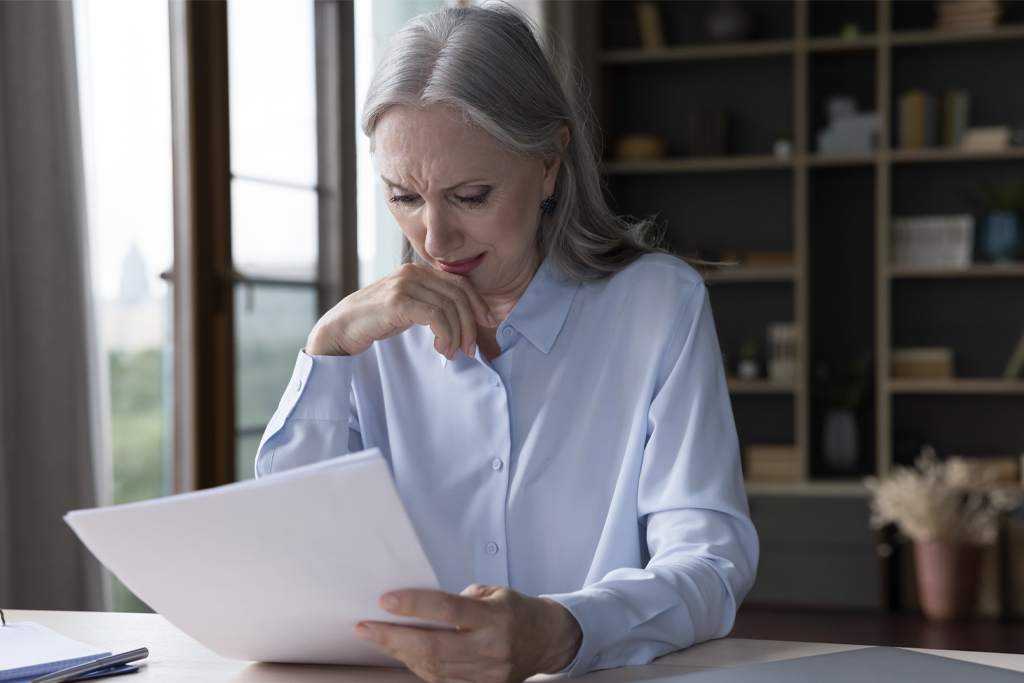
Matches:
[168,0,235,492]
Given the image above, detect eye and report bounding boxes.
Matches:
[389,194,418,205]
[455,189,489,206]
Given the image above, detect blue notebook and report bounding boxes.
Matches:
[0,622,110,682]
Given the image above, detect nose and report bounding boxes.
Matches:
[422,201,462,260]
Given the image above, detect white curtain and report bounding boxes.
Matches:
[0,0,106,611]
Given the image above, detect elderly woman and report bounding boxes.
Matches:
[256,5,757,683]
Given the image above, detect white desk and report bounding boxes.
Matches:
[6,610,1024,682]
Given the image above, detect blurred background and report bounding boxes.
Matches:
[1,0,1023,657]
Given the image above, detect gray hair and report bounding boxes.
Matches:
[360,4,658,282]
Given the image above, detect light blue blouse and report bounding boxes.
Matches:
[255,253,758,676]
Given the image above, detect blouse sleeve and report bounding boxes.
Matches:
[543,284,759,676]
[253,350,363,477]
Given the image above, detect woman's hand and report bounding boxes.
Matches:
[307,263,496,359]
[355,585,583,683]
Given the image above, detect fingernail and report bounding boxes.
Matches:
[469,343,477,357]
[487,312,497,326]
[381,594,399,610]
[355,624,370,639]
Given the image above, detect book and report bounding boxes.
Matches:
[941,90,970,147]
[891,348,955,379]
[688,109,729,157]
[0,621,110,682]
[767,323,798,383]
[936,0,1003,30]
[1004,327,1024,379]
[962,125,1011,151]
[635,2,665,50]
[898,89,936,148]
[745,445,801,482]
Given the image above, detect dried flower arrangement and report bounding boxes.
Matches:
[865,448,1023,544]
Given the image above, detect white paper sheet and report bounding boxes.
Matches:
[0,622,109,682]
[65,448,441,666]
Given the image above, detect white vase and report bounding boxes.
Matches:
[823,408,858,473]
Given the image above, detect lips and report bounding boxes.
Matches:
[438,252,485,276]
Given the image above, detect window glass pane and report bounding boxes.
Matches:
[236,433,264,483]
[228,0,317,187]
[232,179,318,281]
[234,283,318,480]
[75,0,173,613]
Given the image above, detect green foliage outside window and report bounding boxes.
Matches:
[109,349,164,613]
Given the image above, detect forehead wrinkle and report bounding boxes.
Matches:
[376,104,509,193]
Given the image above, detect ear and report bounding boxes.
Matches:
[542,126,571,196]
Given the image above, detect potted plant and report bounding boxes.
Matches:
[815,352,873,474]
[865,448,1023,621]
[974,177,1024,263]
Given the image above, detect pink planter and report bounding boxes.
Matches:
[914,541,982,622]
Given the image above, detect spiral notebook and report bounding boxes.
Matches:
[0,621,109,682]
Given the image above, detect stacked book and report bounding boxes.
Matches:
[767,323,798,383]
[891,214,974,269]
[936,0,1003,31]
[891,348,955,380]
[745,445,801,482]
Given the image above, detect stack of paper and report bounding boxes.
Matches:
[65,448,443,666]
[0,622,109,682]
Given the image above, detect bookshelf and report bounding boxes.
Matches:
[575,0,1024,489]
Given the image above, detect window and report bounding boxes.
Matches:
[227,0,321,481]
[74,0,175,611]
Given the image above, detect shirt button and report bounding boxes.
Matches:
[502,327,514,338]
[293,379,302,391]
[491,376,499,387]
[486,542,499,555]
[491,458,503,471]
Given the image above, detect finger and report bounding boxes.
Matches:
[418,278,479,357]
[381,589,493,630]
[355,622,481,665]
[430,269,496,329]
[389,280,466,359]
[394,298,457,360]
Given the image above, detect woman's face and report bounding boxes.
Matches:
[374,104,561,297]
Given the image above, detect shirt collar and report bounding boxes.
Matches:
[502,257,580,355]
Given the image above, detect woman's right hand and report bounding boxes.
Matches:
[306,263,496,360]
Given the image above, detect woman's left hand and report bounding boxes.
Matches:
[355,584,583,683]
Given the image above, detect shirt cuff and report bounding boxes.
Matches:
[289,349,356,420]
[542,588,631,677]
[255,350,356,477]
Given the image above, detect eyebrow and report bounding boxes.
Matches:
[380,176,489,193]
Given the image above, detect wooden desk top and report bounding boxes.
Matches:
[6,609,1024,682]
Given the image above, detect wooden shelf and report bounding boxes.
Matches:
[891,23,1024,48]
[807,35,879,52]
[807,153,877,167]
[728,379,797,394]
[888,379,1024,395]
[600,39,794,65]
[704,265,797,283]
[890,146,1024,164]
[745,480,869,497]
[889,263,1024,279]
[603,156,792,175]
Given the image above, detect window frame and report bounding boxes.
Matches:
[168,0,357,491]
